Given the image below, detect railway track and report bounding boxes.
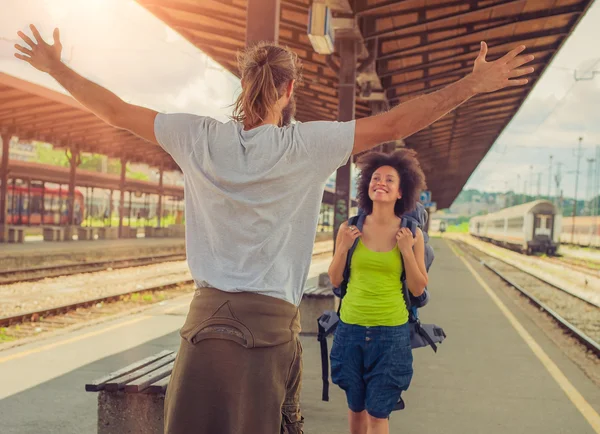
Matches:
[0,246,334,341]
[0,253,187,285]
[539,255,600,279]
[452,240,600,357]
[0,278,195,330]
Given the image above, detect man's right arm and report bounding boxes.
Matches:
[15,25,158,145]
[48,63,158,145]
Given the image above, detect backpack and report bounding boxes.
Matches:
[317,202,446,402]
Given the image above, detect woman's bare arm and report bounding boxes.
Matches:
[401,229,428,297]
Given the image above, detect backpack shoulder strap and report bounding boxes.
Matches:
[342,214,366,282]
[338,214,366,311]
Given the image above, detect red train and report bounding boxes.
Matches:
[6,184,85,225]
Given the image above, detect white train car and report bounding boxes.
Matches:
[469,200,562,255]
[560,216,600,248]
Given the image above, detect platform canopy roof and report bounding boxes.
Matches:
[8,160,185,197]
[136,0,592,208]
[0,73,180,172]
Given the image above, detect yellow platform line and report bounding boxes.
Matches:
[447,240,600,433]
[0,316,149,364]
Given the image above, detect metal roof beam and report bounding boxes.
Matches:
[0,100,56,118]
[386,58,543,91]
[357,0,477,18]
[389,71,540,102]
[378,26,569,63]
[372,3,581,42]
[18,114,97,131]
[379,43,556,78]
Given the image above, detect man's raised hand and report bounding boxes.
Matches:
[15,25,63,74]
[470,41,535,94]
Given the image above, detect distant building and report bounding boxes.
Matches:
[9,138,36,162]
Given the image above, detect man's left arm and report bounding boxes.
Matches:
[352,42,535,155]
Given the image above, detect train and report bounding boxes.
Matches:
[6,184,85,225]
[469,200,561,255]
[560,216,600,248]
[6,184,183,226]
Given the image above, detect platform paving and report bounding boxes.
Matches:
[0,238,599,433]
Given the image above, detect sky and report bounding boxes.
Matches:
[462,1,600,201]
[0,0,240,119]
[2,0,600,203]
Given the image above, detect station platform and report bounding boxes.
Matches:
[0,237,186,269]
[0,238,599,433]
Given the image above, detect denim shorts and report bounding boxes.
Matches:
[330,320,413,419]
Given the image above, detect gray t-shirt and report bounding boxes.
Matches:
[154,113,355,306]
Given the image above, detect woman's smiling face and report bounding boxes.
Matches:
[369,165,402,204]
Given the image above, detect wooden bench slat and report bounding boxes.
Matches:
[125,362,174,393]
[85,350,173,392]
[146,374,171,394]
[104,353,177,392]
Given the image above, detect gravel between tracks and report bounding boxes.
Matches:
[0,261,192,317]
[1,241,334,318]
[447,234,599,304]
[457,240,600,345]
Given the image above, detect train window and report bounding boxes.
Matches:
[507,217,523,229]
[31,196,42,213]
[534,216,542,229]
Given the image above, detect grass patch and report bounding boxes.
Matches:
[445,222,469,233]
[0,328,14,342]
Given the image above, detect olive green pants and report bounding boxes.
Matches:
[164,287,304,434]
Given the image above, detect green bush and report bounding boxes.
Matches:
[446,222,469,233]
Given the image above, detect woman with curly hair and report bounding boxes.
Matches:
[328,149,429,434]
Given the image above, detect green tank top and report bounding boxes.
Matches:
[340,239,408,327]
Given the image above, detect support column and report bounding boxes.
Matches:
[333,39,357,249]
[66,147,81,241]
[108,189,114,227]
[118,155,127,238]
[128,191,133,227]
[369,101,388,154]
[0,133,10,242]
[26,179,31,225]
[157,164,164,228]
[41,181,46,225]
[246,0,280,45]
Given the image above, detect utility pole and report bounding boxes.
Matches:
[571,136,583,243]
[517,174,521,205]
[592,146,600,219]
[537,172,541,199]
[586,158,595,215]
[529,165,533,198]
[547,155,553,199]
[555,162,563,209]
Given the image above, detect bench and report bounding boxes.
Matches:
[77,227,97,241]
[144,226,168,238]
[168,224,185,238]
[86,350,175,434]
[121,226,138,239]
[8,226,25,243]
[300,273,336,334]
[98,227,119,240]
[43,226,65,242]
